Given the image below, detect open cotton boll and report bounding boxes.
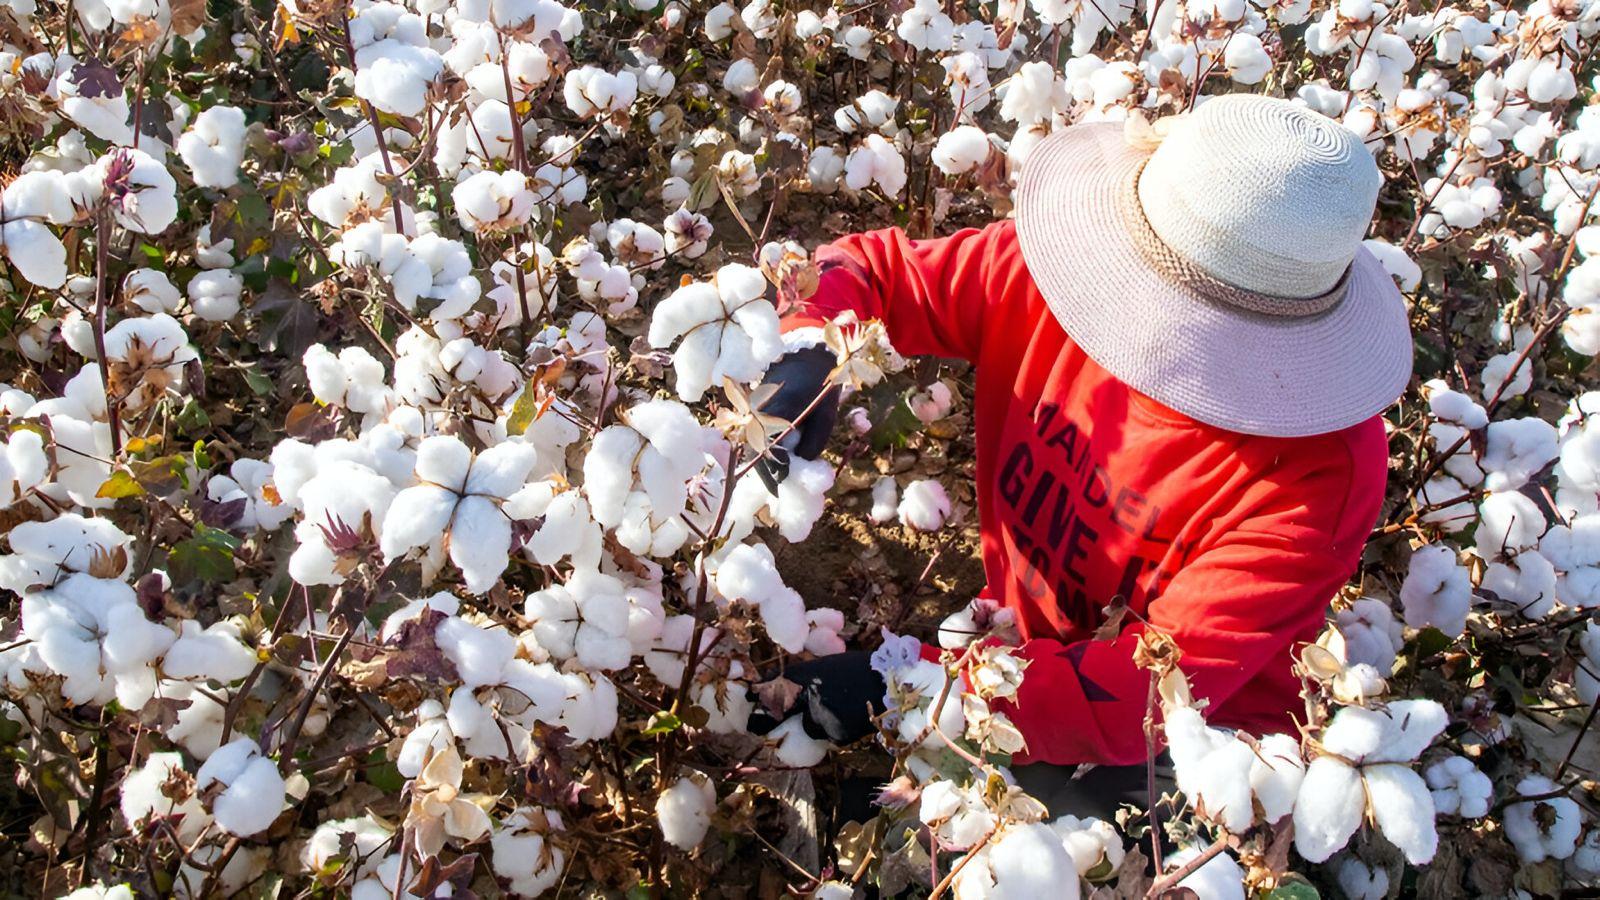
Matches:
[187,269,244,321]
[1322,700,1448,764]
[120,752,211,844]
[768,456,835,541]
[908,381,954,423]
[61,884,134,900]
[1164,845,1246,900]
[1481,417,1558,491]
[302,344,391,415]
[656,772,715,850]
[870,476,899,523]
[1330,597,1404,673]
[304,815,394,880]
[1481,550,1558,618]
[159,681,228,760]
[491,808,568,897]
[897,479,950,531]
[1249,733,1307,824]
[1425,754,1492,818]
[381,437,537,593]
[1335,856,1389,900]
[1480,351,1532,400]
[919,779,997,850]
[647,263,782,402]
[123,268,183,314]
[101,148,179,235]
[1399,543,1471,635]
[1420,378,1488,429]
[21,573,173,708]
[195,738,286,837]
[804,608,847,656]
[564,66,638,120]
[714,543,809,653]
[1165,705,1258,833]
[177,105,247,189]
[1293,755,1368,862]
[934,124,992,176]
[1363,238,1421,290]
[1363,762,1438,864]
[843,133,908,196]
[1224,33,1272,84]
[896,0,955,51]
[0,427,46,509]
[1049,815,1125,879]
[162,620,257,684]
[0,217,68,288]
[1504,774,1583,862]
[1476,490,1547,560]
[525,569,635,670]
[452,169,535,233]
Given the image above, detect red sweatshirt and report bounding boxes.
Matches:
[785,221,1388,766]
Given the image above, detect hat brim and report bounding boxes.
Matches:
[1014,121,1414,438]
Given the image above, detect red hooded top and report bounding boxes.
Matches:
[783,221,1388,766]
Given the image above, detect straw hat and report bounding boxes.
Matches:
[1014,94,1413,438]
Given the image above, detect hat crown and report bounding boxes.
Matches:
[1136,94,1381,299]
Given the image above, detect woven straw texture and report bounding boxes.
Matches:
[1014,111,1412,438]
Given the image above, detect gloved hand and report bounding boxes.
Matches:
[747,650,886,744]
[754,345,841,493]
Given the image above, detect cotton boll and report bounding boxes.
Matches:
[123,268,183,314]
[1249,733,1306,824]
[1292,756,1366,862]
[920,779,995,851]
[804,608,847,656]
[1504,774,1583,862]
[452,169,535,233]
[1364,238,1422,291]
[769,715,829,766]
[187,269,244,321]
[1049,815,1125,879]
[1335,856,1390,900]
[1481,351,1533,400]
[1481,550,1558,618]
[1399,543,1471,635]
[1482,417,1558,491]
[177,105,247,189]
[897,479,950,531]
[0,218,68,288]
[1420,378,1488,429]
[1425,754,1492,818]
[769,456,835,541]
[162,620,257,684]
[564,66,638,120]
[1330,597,1404,673]
[1165,705,1257,833]
[121,752,211,844]
[715,543,809,653]
[843,134,908,197]
[869,476,899,523]
[101,148,178,234]
[1363,762,1438,864]
[1576,621,1600,705]
[647,263,783,402]
[656,773,715,850]
[1476,490,1548,560]
[1165,845,1245,900]
[21,573,173,708]
[195,738,286,836]
[491,808,568,897]
[980,822,1081,897]
[931,126,992,175]
[304,815,394,879]
[1224,33,1272,84]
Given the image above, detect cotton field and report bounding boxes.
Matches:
[0,0,1597,896]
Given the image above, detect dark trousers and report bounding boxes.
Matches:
[1011,753,1176,822]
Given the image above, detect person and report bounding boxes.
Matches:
[746,94,1413,819]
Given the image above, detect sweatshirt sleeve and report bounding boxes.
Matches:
[990,437,1385,766]
[783,223,1008,362]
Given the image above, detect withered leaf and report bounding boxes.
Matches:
[751,675,802,719]
[407,852,479,898]
[1093,596,1129,642]
[384,608,461,682]
[69,59,121,99]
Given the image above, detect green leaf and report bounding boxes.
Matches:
[1412,626,1454,660]
[175,398,211,434]
[95,469,147,499]
[363,749,406,793]
[642,711,682,736]
[235,192,271,229]
[241,365,274,397]
[169,524,243,584]
[1263,879,1320,900]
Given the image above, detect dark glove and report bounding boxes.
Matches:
[747,650,886,744]
[755,345,841,493]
